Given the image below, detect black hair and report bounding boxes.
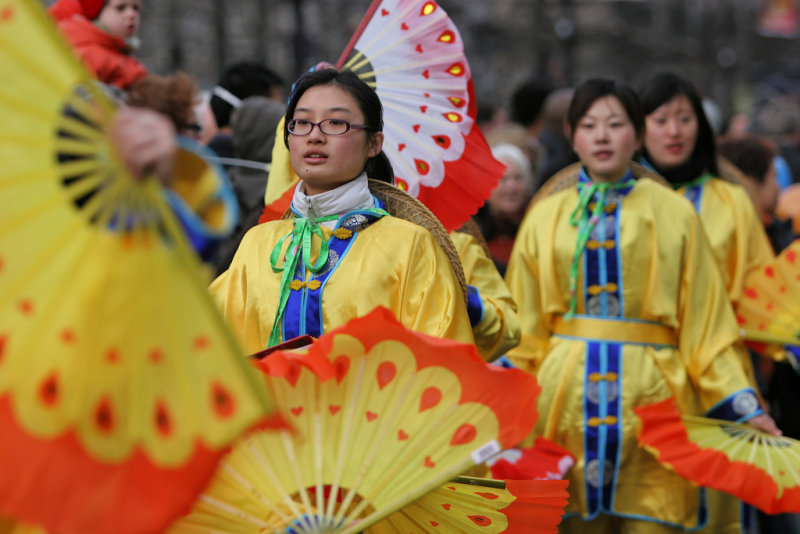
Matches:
[283,68,393,183]
[638,72,718,182]
[717,136,776,184]
[210,61,285,128]
[510,78,554,128]
[566,78,645,140]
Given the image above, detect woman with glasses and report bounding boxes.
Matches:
[505,78,777,533]
[210,68,473,351]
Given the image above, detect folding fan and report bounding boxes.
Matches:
[263,0,505,231]
[735,238,800,347]
[366,476,568,534]
[167,307,542,533]
[635,398,800,514]
[0,2,277,533]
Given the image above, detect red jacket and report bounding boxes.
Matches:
[58,15,147,90]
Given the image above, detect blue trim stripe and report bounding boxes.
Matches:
[584,341,602,515]
[685,183,705,212]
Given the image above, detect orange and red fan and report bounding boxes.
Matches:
[636,398,800,515]
[168,307,554,533]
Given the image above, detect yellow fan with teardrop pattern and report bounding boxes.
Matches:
[367,476,568,534]
[168,307,541,533]
[0,1,278,533]
[736,238,800,347]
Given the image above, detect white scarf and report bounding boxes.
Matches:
[291,173,375,228]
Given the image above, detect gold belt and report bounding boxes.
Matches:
[552,315,678,347]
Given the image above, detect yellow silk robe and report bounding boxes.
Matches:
[677,177,775,307]
[506,175,762,529]
[676,176,776,533]
[211,215,474,354]
[451,231,521,360]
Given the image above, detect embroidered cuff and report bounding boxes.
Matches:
[706,388,763,422]
[466,285,485,327]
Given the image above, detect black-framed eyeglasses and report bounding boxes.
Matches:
[287,118,370,136]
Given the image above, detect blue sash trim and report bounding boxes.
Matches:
[466,285,485,327]
[583,340,623,515]
[706,387,764,422]
[581,181,631,515]
[584,341,601,516]
[281,208,387,341]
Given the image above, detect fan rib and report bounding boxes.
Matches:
[0,166,61,187]
[370,50,466,80]
[197,494,270,529]
[282,430,317,529]
[58,113,105,141]
[0,34,73,96]
[245,436,305,524]
[325,358,367,524]
[353,11,450,72]
[0,205,85,311]
[55,136,103,158]
[325,358,368,520]
[344,0,418,71]
[334,369,420,524]
[0,88,59,124]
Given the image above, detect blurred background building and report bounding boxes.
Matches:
[48,0,800,129]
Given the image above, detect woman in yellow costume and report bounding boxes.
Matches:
[639,72,778,534]
[639,72,775,314]
[210,68,473,352]
[505,78,778,533]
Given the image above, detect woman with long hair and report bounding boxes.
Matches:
[506,78,777,533]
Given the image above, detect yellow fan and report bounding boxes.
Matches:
[736,239,800,347]
[0,1,276,533]
[368,476,568,534]
[636,398,800,514]
[168,308,541,533]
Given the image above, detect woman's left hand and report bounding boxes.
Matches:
[109,107,177,186]
[747,413,782,436]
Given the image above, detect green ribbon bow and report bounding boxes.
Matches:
[565,172,636,319]
[267,214,339,347]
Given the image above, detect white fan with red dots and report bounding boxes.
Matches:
[334,0,504,231]
[262,0,505,231]
[0,2,277,533]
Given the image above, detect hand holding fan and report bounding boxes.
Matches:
[0,1,278,533]
[636,398,800,514]
[168,307,542,533]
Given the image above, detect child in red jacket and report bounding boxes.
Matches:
[50,0,147,90]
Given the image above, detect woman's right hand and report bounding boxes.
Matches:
[747,413,782,436]
[109,107,176,186]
